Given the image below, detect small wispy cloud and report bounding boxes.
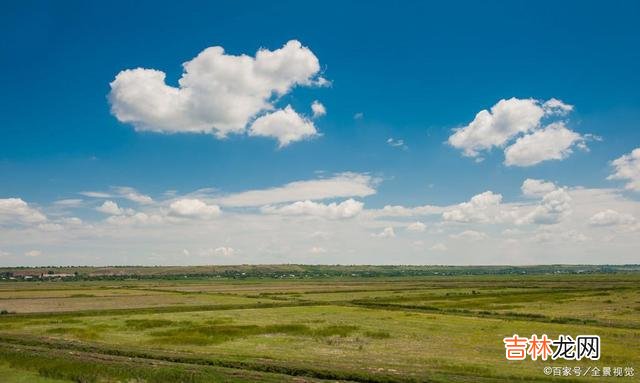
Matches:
[53,199,84,208]
[386,137,408,150]
[79,187,153,205]
[311,100,326,118]
[79,191,111,198]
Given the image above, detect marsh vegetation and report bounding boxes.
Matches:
[0,267,638,382]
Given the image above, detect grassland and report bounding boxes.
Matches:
[0,266,638,382]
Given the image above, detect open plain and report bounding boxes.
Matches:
[0,265,638,382]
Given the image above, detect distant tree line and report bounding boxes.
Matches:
[1,264,638,282]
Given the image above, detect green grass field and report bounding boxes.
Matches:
[0,267,638,382]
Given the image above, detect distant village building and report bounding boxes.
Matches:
[40,273,75,279]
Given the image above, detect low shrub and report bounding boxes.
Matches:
[364,330,391,339]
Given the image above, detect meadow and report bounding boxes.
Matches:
[0,266,638,382]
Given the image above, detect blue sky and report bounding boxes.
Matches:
[1,1,639,265]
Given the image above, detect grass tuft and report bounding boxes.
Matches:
[124,319,176,330]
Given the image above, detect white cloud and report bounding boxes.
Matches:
[106,212,164,226]
[213,247,235,257]
[25,250,42,257]
[96,200,124,215]
[309,246,327,254]
[430,243,448,251]
[38,223,63,231]
[371,204,442,217]
[502,228,523,236]
[532,229,588,244]
[53,199,84,207]
[386,137,407,150]
[504,122,585,167]
[112,186,154,205]
[109,40,324,139]
[262,199,363,219]
[589,209,636,226]
[248,105,318,147]
[80,191,111,198]
[449,230,487,241]
[62,217,83,225]
[542,98,574,115]
[371,227,396,238]
[214,173,376,207]
[608,147,640,191]
[169,199,221,219]
[80,187,153,204]
[0,198,47,225]
[310,231,330,240]
[518,188,571,225]
[36,217,83,232]
[311,100,326,118]
[448,98,544,157]
[5,180,640,266]
[407,221,426,232]
[442,191,503,223]
[353,112,364,120]
[521,179,557,198]
[448,98,588,166]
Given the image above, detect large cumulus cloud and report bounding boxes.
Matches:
[109,40,326,146]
